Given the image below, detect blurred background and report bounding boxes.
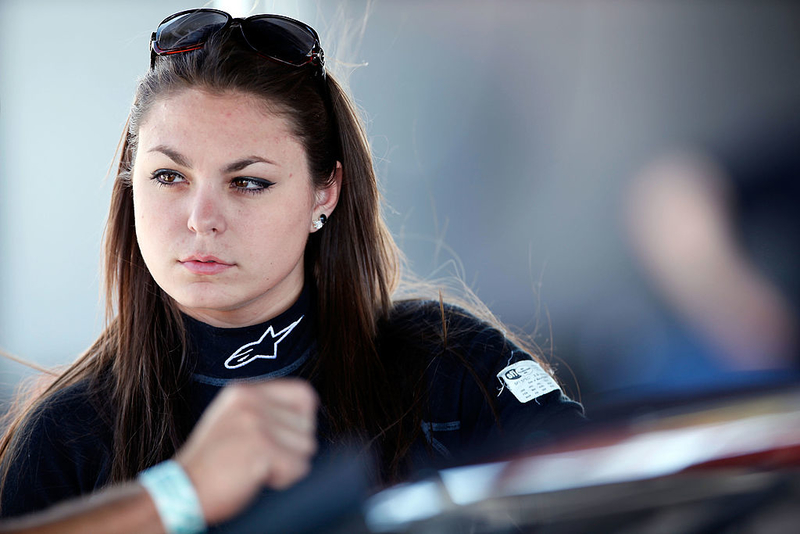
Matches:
[1,0,799,411]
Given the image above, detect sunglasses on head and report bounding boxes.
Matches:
[150,8,325,76]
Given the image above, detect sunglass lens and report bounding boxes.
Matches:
[243,17,317,65]
[156,10,229,52]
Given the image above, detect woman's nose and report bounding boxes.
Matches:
[186,186,227,235]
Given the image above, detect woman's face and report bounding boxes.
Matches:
[132,89,340,327]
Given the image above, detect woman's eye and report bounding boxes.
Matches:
[150,169,186,186]
[231,177,273,194]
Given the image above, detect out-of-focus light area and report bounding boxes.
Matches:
[1,0,799,410]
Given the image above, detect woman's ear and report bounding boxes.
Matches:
[311,161,342,232]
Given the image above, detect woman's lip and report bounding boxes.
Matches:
[180,258,234,275]
[183,254,230,264]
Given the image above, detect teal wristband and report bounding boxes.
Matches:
[138,460,206,534]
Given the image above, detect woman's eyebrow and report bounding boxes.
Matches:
[224,156,278,173]
[148,145,192,168]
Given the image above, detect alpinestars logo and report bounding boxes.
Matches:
[224,316,304,369]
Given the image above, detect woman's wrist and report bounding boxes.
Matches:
[138,460,206,534]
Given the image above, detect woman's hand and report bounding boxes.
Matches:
[175,379,319,524]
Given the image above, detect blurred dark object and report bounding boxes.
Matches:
[367,471,799,534]
[210,444,374,534]
[362,385,800,533]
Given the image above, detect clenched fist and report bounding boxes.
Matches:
[175,379,319,524]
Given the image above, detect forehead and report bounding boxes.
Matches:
[137,88,304,163]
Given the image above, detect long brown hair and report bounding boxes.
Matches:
[0,24,554,491]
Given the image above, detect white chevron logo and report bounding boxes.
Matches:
[224,316,304,369]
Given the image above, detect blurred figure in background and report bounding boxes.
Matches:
[624,118,800,386]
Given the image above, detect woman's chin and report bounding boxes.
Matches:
[172,292,241,316]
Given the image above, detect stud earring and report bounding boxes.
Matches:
[312,214,327,230]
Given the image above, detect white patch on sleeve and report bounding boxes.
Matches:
[497,360,560,403]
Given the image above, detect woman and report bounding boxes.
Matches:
[0,8,582,526]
